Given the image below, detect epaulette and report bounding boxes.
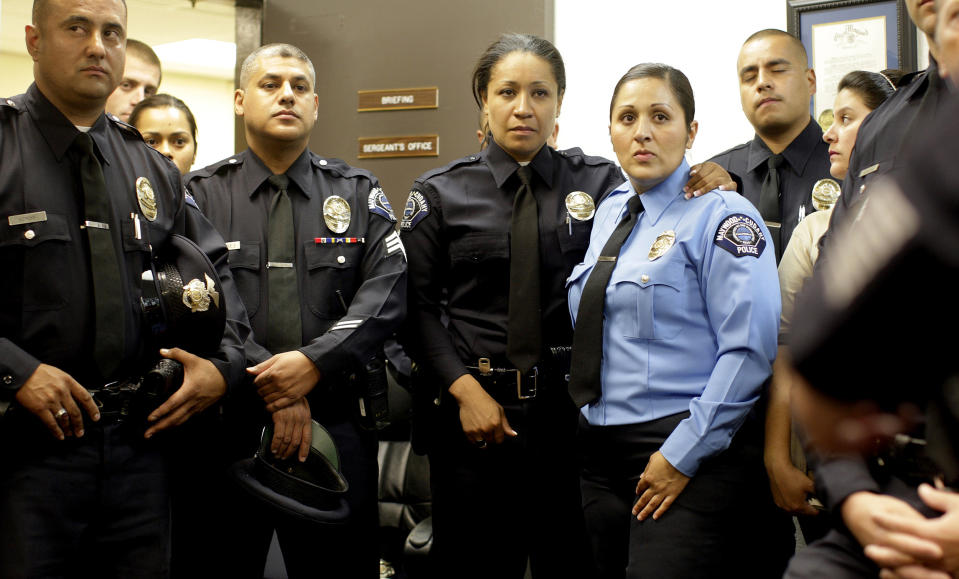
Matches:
[416,152,483,182]
[310,153,374,181]
[555,146,615,167]
[0,95,25,118]
[185,155,246,183]
[106,113,143,140]
[710,141,750,160]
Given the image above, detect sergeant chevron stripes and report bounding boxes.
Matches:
[385,231,406,259]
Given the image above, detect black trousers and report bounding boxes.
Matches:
[0,407,170,579]
[428,381,594,579]
[169,393,379,579]
[578,412,794,579]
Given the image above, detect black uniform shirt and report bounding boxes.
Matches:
[186,148,406,380]
[400,139,623,388]
[0,84,245,393]
[828,60,946,234]
[709,117,832,249]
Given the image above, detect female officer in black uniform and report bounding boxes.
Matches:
[400,33,621,578]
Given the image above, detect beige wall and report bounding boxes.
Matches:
[0,51,235,172]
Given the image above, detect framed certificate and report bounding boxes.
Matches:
[787,0,918,122]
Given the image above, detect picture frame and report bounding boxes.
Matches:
[787,0,919,122]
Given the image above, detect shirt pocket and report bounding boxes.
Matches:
[556,219,592,264]
[227,241,261,316]
[0,212,73,311]
[303,242,359,318]
[609,256,687,340]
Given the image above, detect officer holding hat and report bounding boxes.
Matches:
[185,43,406,578]
[0,0,247,576]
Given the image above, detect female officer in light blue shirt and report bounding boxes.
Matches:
[567,63,782,578]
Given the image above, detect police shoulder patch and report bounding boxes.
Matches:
[368,187,396,222]
[401,189,430,231]
[714,213,766,258]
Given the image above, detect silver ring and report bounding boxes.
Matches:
[55,408,68,419]
[475,440,487,449]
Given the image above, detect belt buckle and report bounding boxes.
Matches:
[517,367,537,400]
[478,358,492,375]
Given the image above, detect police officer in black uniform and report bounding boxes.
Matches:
[185,43,406,579]
[709,29,833,262]
[400,34,623,579]
[0,0,247,577]
[826,0,945,236]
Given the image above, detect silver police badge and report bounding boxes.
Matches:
[565,191,595,221]
[648,230,676,261]
[136,177,158,221]
[324,195,351,234]
[182,273,220,313]
[811,179,842,211]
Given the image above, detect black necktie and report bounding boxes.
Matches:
[759,154,784,261]
[506,166,541,373]
[266,174,302,352]
[72,132,123,379]
[568,194,644,408]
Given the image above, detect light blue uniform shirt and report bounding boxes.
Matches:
[567,160,780,476]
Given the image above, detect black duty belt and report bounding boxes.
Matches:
[466,358,541,401]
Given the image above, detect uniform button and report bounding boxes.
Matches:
[337,255,346,264]
[859,184,866,194]
[24,229,35,240]
[320,160,328,166]
[6,99,15,107]
[228,158,238,164]
[2,375,12,385]
[470,157,476,161]
[641,274,650,283]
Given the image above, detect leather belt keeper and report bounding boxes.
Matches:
[466,358,538,400]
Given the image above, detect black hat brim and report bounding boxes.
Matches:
[231,459,350,525]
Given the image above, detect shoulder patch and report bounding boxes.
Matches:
[714,213,766,258]
[401,190,430,231]
[368,187,396,222]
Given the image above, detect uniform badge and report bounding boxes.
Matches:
[368,187,396,222]
[565,191,595,221]
[323,195,351,234]
[136,177,158,221]
[811,179,841,211]
[182,273,220,313]
[714,214,766,258]
[401,190,429,231]
[648,230,676,261]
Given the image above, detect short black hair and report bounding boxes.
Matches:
[239,43,315,90]
[837,70,901,111]
[471,33,566,109]
[742,29,808,65]
[129,93,198,147]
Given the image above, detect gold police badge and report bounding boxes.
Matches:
[324,195,351,234]
[811,179,842,211]
[648,230,676,261]
[181,273,220,313]
[136,177,158,221]
[565,191,595,221]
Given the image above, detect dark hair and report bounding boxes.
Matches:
[609,63,695,128]
[742,29,808,65]
[240,43,315,89]
[471,33,566,110]
[126,39,162,85]
[129,93,198,146]
[837,70,901,111]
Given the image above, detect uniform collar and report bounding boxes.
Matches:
[609,159,688,225]
[747,117,822,176]
[25,82,110,165]
[484,138,555,189]
[244,147,314,199]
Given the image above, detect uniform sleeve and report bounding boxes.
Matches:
[399,182,468,389]
[178,184,251,392]
[659,208,781,477]
[0,339,42,396]
[777,218,817,342]
[298,180,407,376]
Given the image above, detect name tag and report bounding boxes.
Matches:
[226,241,241,250]
[859,163,880,178]
[8,211,47,226]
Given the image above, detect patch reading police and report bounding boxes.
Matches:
[714,214,766,258]
[136,177,158,221]
[323,195,351,234]
[367,187,396,222]
[401,190,429,231]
